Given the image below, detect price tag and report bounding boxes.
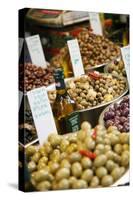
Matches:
[67,39,84,77]
[26,35,47,68]
[19,38,24,58]
[121,45,130,82]
[89,12,103,35]
[19,91,23,110]
[27,87,57,145]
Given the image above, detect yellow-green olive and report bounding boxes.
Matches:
[44,142,53,154]
[106,160,116,172]
[95,167,107,178]
[71,162,82,178]
[27,161,36,172]
[96,144,105,153]
[31,152,41,163]
[39,156,48,164]
[58,179,70,190]
[69,176,77,187]
[119,133,129,144]
[37,162,46,170]
[123,144,129,151]
[33,169,50,182]
[114,144,123,154]
[81,157,92,169]
[77,130,87,141]
[26,145,36,157]
[60,159,71,169]
[48,134,61,148]
[55,168,70,181]
[94,155,107,167]
[101,175,113,187]
[85,137,95,150]
[81,169,93,182]
[90,176,100,187]
[72,180,88,189]
[81,121,91,132]
[39,146,47,156]
[60,139,70,152]
[36,181,51,191]
[111,167,123,181]
[49,162,60,174]
[121,152,129,166]
[69,152,82,163]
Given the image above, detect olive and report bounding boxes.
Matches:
[81,157,92,169]
[69,152,82,163]
[77,130,87,141]
[94,155,107,167]
[44,142,53,154]
[27,161,36,172]
[90,176,100,187]
[37,162,46,170]
[39,156,48,164]
[96,144,105,153]
[31,152,41,163]
[107,126,118,133]
[109,134,119,146]
[119,133,129,144]
[101,175,113,186]
[114,144,123,154]
[49,162,60,174]
[26,145,36,157]
[48,134,61,148]
[106,160,116,172]
[111,167,123,181]
[85,137,95,150]
[121,152,129,166]
[69,177,77,187]
[105,150,115,160]
[60,152,68,160]
[81,169,93,182]
[36,181,51,191]
[58,179,70,190]
[104,145,111,152]
[60,159,71,169]
[60,139,70,152]
[50,149,60,162]
[55,168,70,181]
[33,169,50,182]
[71,162,82,178]
[72,180,88,189]
[39,146,47,156]
[68,135,77,143]
[95,167,107,178]
[123,144,129,151]
[81,121,91,132]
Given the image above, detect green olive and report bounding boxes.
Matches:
[37,162,46,170]
[58,179,70,190]
[27,161,36,172]
[39,156,48,164]
[69,176,77,188]
[105,151,115,160]
[121,152,129,166]
[60,159,71,169]
[48,134,61,148]
[101,175,113,187]
[69,152,82,163]
[72,180,88,189]
[33,169,50,182]
[81,157,92,169]
[111,167,123,181]
[81,121,91,132]
[44,142,53,154]
[109,134,119,146]
[94,155,107,167]
[36,181,51,191]
[95,167,107,178]
[81,169,93,182]
[104,145,111,152]
[55,168,70,181]
[39,146,47,156]
[60,139,70,152]
[31,152,41,163]
[96,144,105,153]
[26,145,36,157]
[71,162,82,178]
[85,137,95,150]
[90,176,100,187]
[106,160,116,172]
[119,133,129,144]
[49,162,60,174]
[122,144,129,151]
[77,130,87,141]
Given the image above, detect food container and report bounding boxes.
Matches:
[98,95,129,129]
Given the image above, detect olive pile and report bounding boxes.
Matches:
[107,59,126,77]
[19,63,55,91]
[77,30,120,69]
[26,122,129,191]
[104,96,129,132]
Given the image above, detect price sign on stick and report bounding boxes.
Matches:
[19,38,24,58]
[121,45,130,82]
[67,39,85,77]
[89,12,103,35]
[27,87,57,145]
[26,35,47,68]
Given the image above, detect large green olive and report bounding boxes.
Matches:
[119,133,129,144]
[77,130,87,141]
[85,137,95,150]
[72,180,88,189]
[27,161,36,172]
[44,142,53,154]
[37,162,46,170]
[114,144,123,154]
[106,160,116,172]
[123,144,129,151]
[49,162,60,174]
[96,144,105,153]
[71,162,82,178]
[121,152,129,166]
[60,139,70,152]
[81,157,92,169]
[69,152,82,163]
[31,152,41,163]
[81,169,93,182]
[58,179,70,190]
[95,167,107,178]
[48,134,61,148]
[26,145,36,157]
[94,155,107,167]
[90,176,100,187]
[39,156,48,164]
[101,175,113,187]
[55,168,70,181]
[60,159,71,169]
[81,121,91,132]
[36,181,51,191]
[111,167,123,181]
[33,169,50,182]
[69,176,77,188]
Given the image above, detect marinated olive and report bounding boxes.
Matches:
[101,175,113,187]
[31,152,41,163]
[48,134,61,148]
[94,155,107,167]
[36,181,51,191]
[106,160,116,172]
[26,145,36,157]
[81,169,93,182]
[71,162,82,178]
[72,180,88,189]
[69,152,82,163]
[95,167,107,178]
[55,168,70,181]
[81,157,92,169]
[58,179,70,190]
[27,161,36,172]
[60,159,71,169]
[90,176,100,187]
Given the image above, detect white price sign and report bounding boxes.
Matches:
[27,87,57,145]
[26,35,47,68]
[19,38,24,58]
[67,39,85,77]
[121,45,130,82]
[89,12,103,35]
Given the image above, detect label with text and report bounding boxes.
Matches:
[121,45,130,82]
[89,12,103,35]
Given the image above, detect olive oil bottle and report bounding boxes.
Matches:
[53,68,80,135]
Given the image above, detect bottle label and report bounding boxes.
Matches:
[65,112,80,133]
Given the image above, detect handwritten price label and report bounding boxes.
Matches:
[89,12,103,35]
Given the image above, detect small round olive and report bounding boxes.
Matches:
[106,160,116,172]
[50,149,60,162]
[114,144,123,154]
[72,180,88,189]
[69,152,82,163]
[81,121,91,132]
[90,176,100,187]
[31,152,41,163]
[58,179,70,190]
[36,181,51,191]
[96,136,104,144]
[95,167,108,178]
[26,145,36,157]
[49,162,60,174]
[81,169,93,182]
[109,134,119,146]
[119,133,129,144]
[27,161,36,173]
[60,139,70,152]
[60,152,68,160]
[71,162,82,178]
[81,157,92,169]
[60,159,71,169]
[94,155,107,167]
[39,146,47,156]
[111,167,123,181]
[101,175,113,187]
[55,168,70,181]
[85,137,95,150]
[48,134,61,148]
[113,153,121,164]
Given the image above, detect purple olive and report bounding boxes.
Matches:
[117,124,123,132]
[105,120,114,128]
[120,117,127,124]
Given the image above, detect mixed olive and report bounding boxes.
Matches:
[26,122,129,191]
[106,59,126,77]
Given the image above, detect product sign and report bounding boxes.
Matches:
[19,91,23,110]
[66,111,80,133]
[67,39,85,77]
[26,35,47,68]
[27,87,57,145]
[19,38,24,58]
[89,12,103,35]
[121,45,130,82]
